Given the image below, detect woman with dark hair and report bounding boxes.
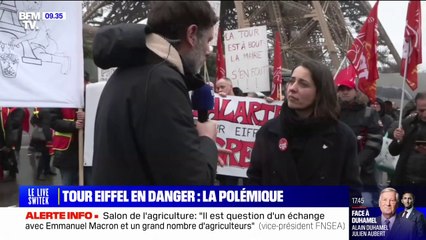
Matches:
[247,61,361,186]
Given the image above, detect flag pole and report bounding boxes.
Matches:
[398,41,410,129]
[334,56,347,79]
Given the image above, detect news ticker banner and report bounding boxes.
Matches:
[7,186,425,239]
[0,186,349,239]
[19,186,348,207]
[0,207,347,239]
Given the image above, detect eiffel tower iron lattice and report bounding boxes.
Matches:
[82,1,401,76]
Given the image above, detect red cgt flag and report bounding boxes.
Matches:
[335,64,357,87]
[216,30,226,81]
[401,0,422,91]
[270,32,283,100]
[346,1,379,102]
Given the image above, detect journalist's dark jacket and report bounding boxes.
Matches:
[247,103,361,186]
[91,24,218,185]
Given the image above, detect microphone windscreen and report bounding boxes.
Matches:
[192,84,215,111]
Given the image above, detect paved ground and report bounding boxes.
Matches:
[0,132,61,207]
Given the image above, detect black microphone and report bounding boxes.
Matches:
[192,84,215,122]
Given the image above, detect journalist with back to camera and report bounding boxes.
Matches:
[92,1,221,185]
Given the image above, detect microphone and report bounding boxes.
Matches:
[192,84,215,122]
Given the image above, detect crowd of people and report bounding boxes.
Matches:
[0,73,90,185]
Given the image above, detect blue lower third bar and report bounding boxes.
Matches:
[19,186,349,207]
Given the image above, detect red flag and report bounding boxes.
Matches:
[346,1,379,102]
[335,64,357,87]
[401,0,422,91]
[270,32,283,100]
[216,30,226,80]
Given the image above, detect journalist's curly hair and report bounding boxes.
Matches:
[147,1,218,41]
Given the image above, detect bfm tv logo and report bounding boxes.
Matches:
[18,12,66,30]
[18,12,42,30]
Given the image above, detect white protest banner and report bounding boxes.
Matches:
[224,26,269,93]
[208,1,221,47]
[0,1,83,108]
[198,95,282,178]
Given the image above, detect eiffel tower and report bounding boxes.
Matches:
[81,1,401,74]
[230,1,400,73]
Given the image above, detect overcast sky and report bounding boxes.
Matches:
[369,1,425,70]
